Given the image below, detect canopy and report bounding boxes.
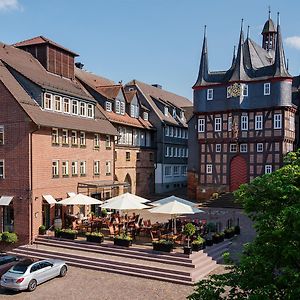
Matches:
[0,196,13,206]
[101,196,149,210]
[67,192,76,197]
[42,195,57,204]
[57,194,103,205]
[151,195,197,207]
[149,200,203,215]
[104,192,150,204]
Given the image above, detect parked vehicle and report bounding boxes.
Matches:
[1,258,67,292]
[0,255,20,277]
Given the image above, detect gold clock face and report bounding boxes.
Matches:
[228,83,241,97]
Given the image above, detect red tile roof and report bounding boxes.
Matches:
[95,85,122,100]
[13,36,79,56]
[75,67,115,87]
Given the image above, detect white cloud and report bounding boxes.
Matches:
[285,36,300,50]
[0,0,21,11]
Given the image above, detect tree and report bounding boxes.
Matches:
[188,150,300,300]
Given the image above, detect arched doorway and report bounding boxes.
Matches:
[124,174,132,193]
[230,156,248,192]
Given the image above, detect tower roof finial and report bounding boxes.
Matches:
[277,12,280,26]
[247,26,250,38]
[241,18,244,31]
[268,6,271,19]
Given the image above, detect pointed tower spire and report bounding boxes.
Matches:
[262,8,277,51]
[229,20,249,81]
[194,25,209,87]
[247,26,250,39]
[231,45,236,66]
[273,13,290,77]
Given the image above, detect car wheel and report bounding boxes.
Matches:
[27,279,37,292]
[59,265,67,277]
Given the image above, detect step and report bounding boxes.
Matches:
[34,238,194,268]
[8,250,193,286]
[191,261,217,281]
[12,246,192,282]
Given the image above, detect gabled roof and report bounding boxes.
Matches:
[75,67,115,87]
[13,35,79,56]
[0,60,117,135]
[0,42,93,100]
[95,85,122,100]
[124,90,136,103]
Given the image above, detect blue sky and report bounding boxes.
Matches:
[1,0,300,99]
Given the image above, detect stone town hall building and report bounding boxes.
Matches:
[188,15,297,200]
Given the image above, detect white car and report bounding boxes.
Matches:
[1,258,67,292]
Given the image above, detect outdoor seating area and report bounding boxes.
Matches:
[44,193,241,254]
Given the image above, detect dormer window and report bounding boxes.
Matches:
[264,83,271,95]
[106,101,112,112]
[54,96,62,112]
[87,104,94,118]
[63,98,70,114]
[164,106,168,116]
[143,112,149,121]
[72,100,78,115]
[207,89,213,100]
[115,100,121,114]
[44,93,52,110]
[130,104,139,118]
[80,102,86,117]
[180,111,185,120]
[242,84,248,97]
[120,102,125,115]
[172,109,176,118]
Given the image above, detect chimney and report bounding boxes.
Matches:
[152,84,162,89]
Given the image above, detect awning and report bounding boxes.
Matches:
[67,192,76,197]
[0,196,13,206]
[42,195,57,204]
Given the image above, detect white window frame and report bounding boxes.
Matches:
[164,106,168,116]
[72,100,78,115]
[143,112,149,121]
[172,108,176,118]
[62,161,69,176]
[80,102,86,117]
[181,166,187,176]
[257,143,263,152]
[63,98,70,114]
[0,160,5,179]
[120,101,125,115]
[94,134,100,148]
[174,127,178,138]
[44,93,52,110]
[216,144,221,152]
[228,116,232,131]
[165,146,169,157]
[255,115,263,130]
[264,83,271,95]
[94,160,100,175]
[241,115,248,131]
[242,84,248,97]
[80,161,86,176]
[165,166,172,177]
[165,126,169,136]
[198,118,205,133]
[106,101,112,112]
[289,116,295,132]
[207,89,213,101]
[80,132,86,146]
[62,129,69,145]
[173,166,180,176]
[226,86,231,98]
[206,164,212,174]
[52,160,59,177]
[54,95,62,112]
[240,144,248,153]
[174,147,178,157]
[105,161,111,175]
[52,128,59,145]
[115,100,121,114]
[87,104,94,118]
[169,126,174,137]
[214,117,222,132]
[71,131,77,145]
[105,135,111,148]
[265,165,272,174]
[0,125,4,145]
[71,161,78,176]
[230,144,237,152]
[274,114,282,129]
[130,104,135,118]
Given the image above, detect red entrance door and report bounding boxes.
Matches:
[230,156,248,192]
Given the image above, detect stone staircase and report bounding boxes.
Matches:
[200,193,242,209]
[8,236,232,285]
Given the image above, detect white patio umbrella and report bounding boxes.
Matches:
[148,200,204,234]
[104,192,150,204]
[57,193,103,205]
[101,197,149,210]
[151,195,198,207]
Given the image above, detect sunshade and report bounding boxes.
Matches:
[104,192,150,204]
[42,195,56,204]
[149,200,203,215]
[150,195,197,207]
[57,193,103,205]
[101,196,149,210]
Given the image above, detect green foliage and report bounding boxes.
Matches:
[60,229,78,234]
[192,236,205,245]
[101,209,108,218]
[188,150,300,299]
[207,222,217,232]
[85,232,103,237]
[222,251,233,265]
[39,225,46,230]
[152,239,174,245]
[114,233,132,241]
[184,223,196,237]
[1,232,18,244]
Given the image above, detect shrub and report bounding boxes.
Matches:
[192,236,205,245]
[61,229,78,235]
[152,239,174,245]
[101,209,108,218]
[114,234,132,241]
[86,232,104,237]
[1,232,18,244]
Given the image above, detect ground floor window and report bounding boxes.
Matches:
[3,205,14,232]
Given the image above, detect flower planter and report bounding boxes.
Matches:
[206,239,213,246]
[234,226,240,235]
[55,230,61,238]
[152,243,173,253]
[60,232,77,240]
[212,235,221,244]
[114,239,132,247]
[224,231,234,239]
[192,243,206,252]
[39,228,46,235]
[86,235,104,243]
[184,246,192,255]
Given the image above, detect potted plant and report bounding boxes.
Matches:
[114,233,132,247]
[212,233,221,244]
[39,225,46,235]
[192,236,206,251]
[152,239,174,252]
[60,229,78,240]
[219,232,225,242]
[234,225,241,235]
[0,232,18,253]
[205,232,213,246]
[86,232,104,243]
[224,227,235,239]
[183,223,196,255]
[54,228,61,238]
[101,209,108,218]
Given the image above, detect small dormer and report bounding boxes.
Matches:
[13,36,78,79]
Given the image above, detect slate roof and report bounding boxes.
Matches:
[262,19,276,34]
[13,35,79,56]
